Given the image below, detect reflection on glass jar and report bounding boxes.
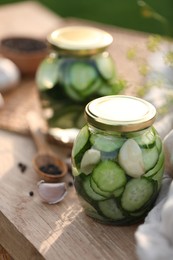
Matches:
[72,95,165,225]
[36,26,124,145]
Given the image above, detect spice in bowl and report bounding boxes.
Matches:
[39,163,62,175]
[0,36,48,75]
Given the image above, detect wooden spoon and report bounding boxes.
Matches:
[27,111,67,182]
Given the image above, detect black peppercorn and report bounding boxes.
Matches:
[39,164,62,175]
[18,162,27,173]
[29,191,34,196]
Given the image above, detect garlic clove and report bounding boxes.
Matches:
[118,139,145,178]
[0,57,20,92]
[37,180,67,204]
[80,149,101,175]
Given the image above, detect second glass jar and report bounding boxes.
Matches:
[36,26,124,144]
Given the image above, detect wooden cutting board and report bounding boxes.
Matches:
[0,129,139,260]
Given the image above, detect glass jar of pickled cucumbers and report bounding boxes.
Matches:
[72,95,165,225]
[36,26,124,145]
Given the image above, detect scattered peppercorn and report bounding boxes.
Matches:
[18,162,27,173]
[29,191,34,196]
[39,164,62,175]
[68,181,74,187]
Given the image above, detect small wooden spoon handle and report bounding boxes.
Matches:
[27,111,50,153]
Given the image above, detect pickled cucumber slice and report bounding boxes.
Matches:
[90,134,125,152]
[152,164,164,189]
[80,149,101,175]
[155,135,162,152]
[64,83,85,101]
[83,175,106,201]
[62,61,85,101]
[100,150,119,161]
[70,62,97,91]
[142,146,159,172]
[78,196,106,221]
[113,187,124,197]
[72,125,89,157]
[72,125,90,168]
[92,160,126,192]
[144,148,164,177]
[135,133,156,148]
[121,178,154,212]
[127,129,156,148]
[96,80,116,96]
[36,56,59,90]
[79,78,101,98]
[90,177,112,198]
[98,199,125,220]
[94,53,116,80]
[97,78,125,96]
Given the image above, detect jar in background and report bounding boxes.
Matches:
[72,95,165,225]
[36,26,124,145]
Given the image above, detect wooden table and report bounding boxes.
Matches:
[0,2,150,259]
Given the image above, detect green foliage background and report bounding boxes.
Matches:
[0,0,172,36]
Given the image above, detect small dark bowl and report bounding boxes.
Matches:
[0,36,49,76]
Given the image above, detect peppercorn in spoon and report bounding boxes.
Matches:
[27,111,67,182]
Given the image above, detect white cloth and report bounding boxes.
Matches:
[135,175,173,260]
[135,112,173,260]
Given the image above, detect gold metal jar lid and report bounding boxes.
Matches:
[85,95,156,132]
[47,26,113,56]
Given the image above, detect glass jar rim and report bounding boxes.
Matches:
[85,95,156,132]
[47,26,113,56]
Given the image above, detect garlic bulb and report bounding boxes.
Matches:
[0,57,20,92]
[37,180,67,204]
